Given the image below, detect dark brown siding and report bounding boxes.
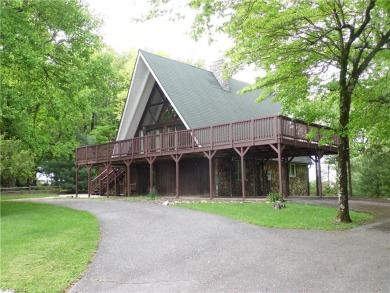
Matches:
[179,158,209,195]
[156,160,175,196]
[136,163,149,195]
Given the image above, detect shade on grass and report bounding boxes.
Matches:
[175,202,373,230]
[0,201,99,292]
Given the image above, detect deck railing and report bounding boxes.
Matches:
[76,115,338,165]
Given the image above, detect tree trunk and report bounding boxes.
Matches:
[337,135,352,222]
[336,83,352,223]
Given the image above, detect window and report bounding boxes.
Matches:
[289,163,296,177]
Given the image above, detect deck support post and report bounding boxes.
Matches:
[310,152,323,198]
[317,150,324,198]
[309,156,319,196]
[270,143,285,196]
[284,157,294,197]
[146,157,156,192]
[204,151,217,199]
[124,159,133,196]
[104,162,111,198]
[113,168,120,196]
[234,147,251,200]
[75,165,79,198]
[86,165,93,198]
[229,158,233,196]
[253,156,257,197]
[171,154,183,198]
[317,155,322,198]
[314,156,319,196]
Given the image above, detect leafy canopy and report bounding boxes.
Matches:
[145,0,390,220]
[1,0,103,161]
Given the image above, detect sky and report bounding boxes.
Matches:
[84,0,231,64]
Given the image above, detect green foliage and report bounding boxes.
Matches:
[145,0,390,222]
[267,193,286,209]
[310,181,338,197]
[40,159,89,193]
[176,202,372,230]
[0,201,99,292]
[352,145,390,198]
[267,193,284,203]
[146,187,159,200]
[0,137,35,187]
[1,0,139,189]
[1,0,103,160]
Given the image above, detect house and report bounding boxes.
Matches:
[75,50,338,198]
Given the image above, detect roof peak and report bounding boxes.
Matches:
[139,49,247,87]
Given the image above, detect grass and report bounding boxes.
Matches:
[175,202,373,230]
[0,201,99,292]
[0,193,59,201]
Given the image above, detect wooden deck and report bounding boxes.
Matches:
[75,115,338,198]
[76,115,338,166]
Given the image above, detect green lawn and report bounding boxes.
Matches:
[1,201,99,292]
[175,202,373,230]
[0,193,59,201]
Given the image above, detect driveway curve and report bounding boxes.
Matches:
[39,199,389,293]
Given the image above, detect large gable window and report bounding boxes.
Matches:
[136,83,184,136]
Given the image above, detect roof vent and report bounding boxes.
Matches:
[210,59,230,91]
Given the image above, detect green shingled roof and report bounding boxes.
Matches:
[141,50,281,129]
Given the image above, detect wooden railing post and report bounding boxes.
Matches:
[210,126,214,149]
[251,118,255,145]
[273,116,278,142]
[230,123,233,147]
[192,130,195,152]
[175,131,178,152]
[294,120,297,141]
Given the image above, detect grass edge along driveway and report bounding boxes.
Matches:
[0,201,99,293]
[175,202,373,230]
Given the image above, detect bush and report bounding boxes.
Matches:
[146,187,158,200]
[267,193,286,209]
[267,193,284,203]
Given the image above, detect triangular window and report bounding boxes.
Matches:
[136,83,185,136]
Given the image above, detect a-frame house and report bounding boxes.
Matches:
[75,50,338,198]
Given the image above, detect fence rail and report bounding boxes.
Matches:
[0,186,60,195]
[76,115,338,165]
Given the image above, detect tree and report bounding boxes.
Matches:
[352,145,390,197]
[0,0,130,187]
[146,0,390,222]
[0,0,106,161]
[0,137,35,187]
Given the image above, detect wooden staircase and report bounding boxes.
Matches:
[91,168,125,195]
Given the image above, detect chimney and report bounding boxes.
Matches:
[210,59,230,91]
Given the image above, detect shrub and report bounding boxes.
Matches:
[267,193,284,203]
[146,187,158,200]
[267,193,286,209]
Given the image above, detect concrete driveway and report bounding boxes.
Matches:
[40,199,389,293]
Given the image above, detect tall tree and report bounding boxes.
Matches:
[146,0,390,222]
[0,0,104,157]
[0,136,35,187]
[0,0,123,187]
